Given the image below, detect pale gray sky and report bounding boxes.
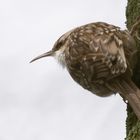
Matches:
[0,0,127,140]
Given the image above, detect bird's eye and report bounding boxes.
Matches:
[58,41,63,47]
[53,41,64,51]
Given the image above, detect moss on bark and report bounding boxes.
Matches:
[125,0,140,139]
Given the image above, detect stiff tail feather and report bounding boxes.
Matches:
[108,78,140,119]
[124,89,140,119]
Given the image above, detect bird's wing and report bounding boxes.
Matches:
[66,24,129,81]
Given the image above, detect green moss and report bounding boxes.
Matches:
[125,120,140,140]
[126,0,140,139]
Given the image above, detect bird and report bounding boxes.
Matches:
[30,18,140,119]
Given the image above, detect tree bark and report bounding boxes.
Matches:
[125,0,140,139]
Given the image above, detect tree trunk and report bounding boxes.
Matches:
[125,0,140,139]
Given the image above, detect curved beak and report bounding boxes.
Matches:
[30,50,54,63]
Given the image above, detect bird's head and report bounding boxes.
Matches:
[30,29,73,67]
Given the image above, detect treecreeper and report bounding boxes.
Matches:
[31,17,140,119]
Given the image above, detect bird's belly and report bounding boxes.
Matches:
[67,61,114,97]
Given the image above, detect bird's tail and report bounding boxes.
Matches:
[107,78,140,119]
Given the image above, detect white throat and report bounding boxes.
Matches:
[54,49,66,68]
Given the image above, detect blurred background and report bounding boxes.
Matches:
[0,0,127,140]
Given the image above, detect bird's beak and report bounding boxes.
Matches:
[30,50,54,63]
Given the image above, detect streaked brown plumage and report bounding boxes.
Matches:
[31,19,140,119]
